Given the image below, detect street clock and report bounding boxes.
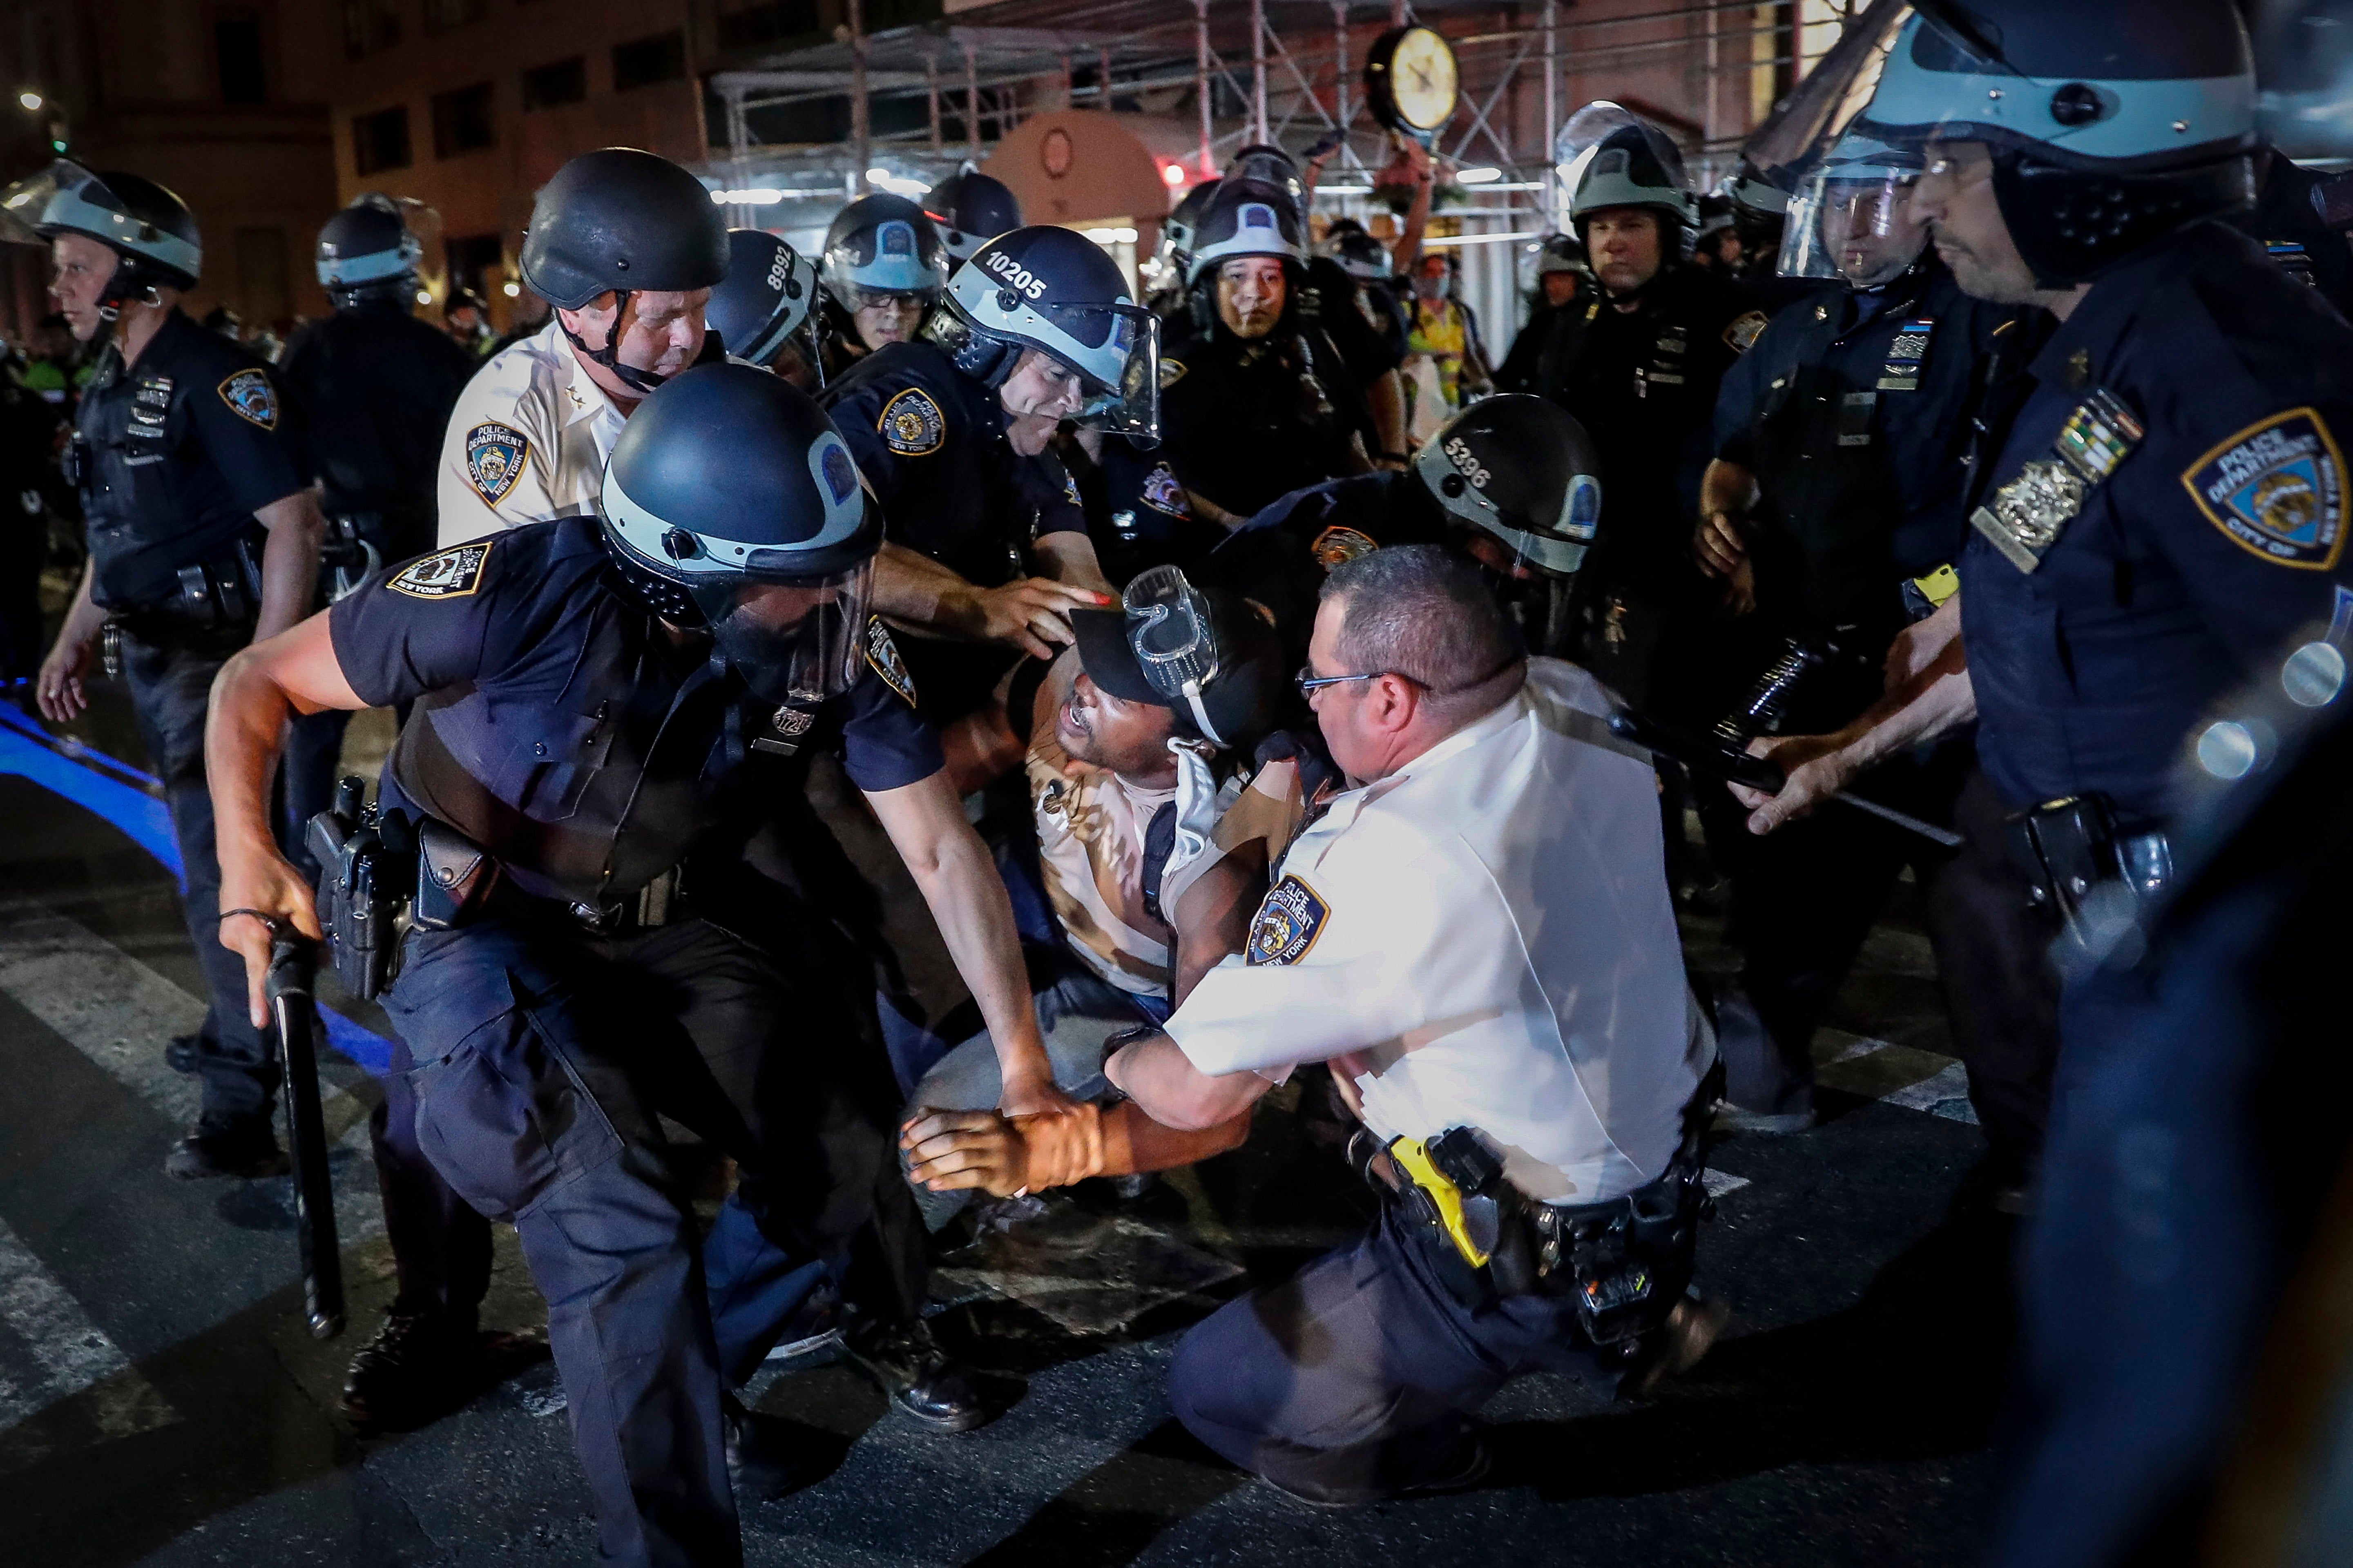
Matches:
[1364,25,1459,144]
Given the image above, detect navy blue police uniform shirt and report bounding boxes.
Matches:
[820,338,1085,589]
[1156,309,1374,523]
[1205,471,1449,653]
[75,307,306,611]
[326,516,942,907]
[1960,221,2353,829]
[1712,258,2013,645]
[279,299,480,560]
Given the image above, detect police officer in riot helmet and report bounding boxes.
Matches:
[822,223,1153,724]
[1732,5,2353,1560]
[1204,393,1602,659]
[705,227,824,386]
[277,195,479,871]
[208,364,1074,1563]
[437,146,729,542]
[1230,142,1412,469]
[1536,111,1764,714]
[1157,178,1375,530]
[922,168,1023,264]
[1495,234,1587,393]
[1689,130,2053,1167]
[1144,177,1224,314]
[817,192,951,377]
[6,159,326,1178]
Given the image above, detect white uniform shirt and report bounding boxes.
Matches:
[1166,658,1708,1205]
[435,318,628,545]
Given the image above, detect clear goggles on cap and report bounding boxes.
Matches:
[1779,167,1928,287]
[1123,564,1226,744]
[694,561,875,707]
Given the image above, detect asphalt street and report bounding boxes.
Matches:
[0,676,2019,1568]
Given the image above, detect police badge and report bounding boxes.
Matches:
[1971,387,2144,573]
[878,388,946,456]
[1246,874,1329,966]
[216,368,278,430]
[464,421,531,506]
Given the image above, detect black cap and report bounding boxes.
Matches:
[1068,587,1286,749]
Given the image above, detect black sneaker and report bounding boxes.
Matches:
[338,1310,531,1430]
[163,1113,289,1180]
[838,1317,989,1432]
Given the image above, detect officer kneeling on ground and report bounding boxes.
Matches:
[204,365,1072,1567]
[907,546,1726,1503]
[9,158,327,1178]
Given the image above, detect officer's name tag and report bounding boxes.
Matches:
[1246,874,1329,966]
[1972,387,2143,573]
[1878,317,1934,391]
[2181,407,2346,571]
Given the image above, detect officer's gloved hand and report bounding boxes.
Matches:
[899,1102,1106,1198]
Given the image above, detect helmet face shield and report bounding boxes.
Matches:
[1780,139,1928,286]
[0,160,203,284]
[694,561,875,705]
[942,245,1163,442]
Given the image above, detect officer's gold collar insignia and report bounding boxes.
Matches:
[1311,525,1379,571]
[1246,874,1328,967]
[217,368,277,430]
[1972,387,2143,574]
[389,540,495,600]
[2182,408,2347,570]
[878,387,946,456]
[1158,357,1188,389]
[864,617,919,707]
[464,421,530,506]
[1724,311,1769,354]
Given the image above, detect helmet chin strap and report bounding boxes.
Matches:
[563,289,674,396]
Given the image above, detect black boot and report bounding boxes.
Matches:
[163,1112,289,1180]
[723,1392,823,1500]
[838,1316,988,1432]
[339,1309,525,1430]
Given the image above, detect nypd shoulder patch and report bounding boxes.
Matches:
[388,540,495,600]
[1140,462,1190,519]
[879,387,946,457]
[464,421,531,507]
[1246,874,1329,967]
[1723,311,1770,355]
[1159,358,1188,390]
[1311,525,1379,571]
[216,368,278,430]
[865,617,919,707]
[2181,407,2347,571]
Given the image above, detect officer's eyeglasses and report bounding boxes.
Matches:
[1296,665,1398,699]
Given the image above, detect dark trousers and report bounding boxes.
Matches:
[1715,748,2062,1175]
[372,1031,493,1324]
[1168,1200,1593,1503]
[382,904,924,1568]
[120,630,278,1120]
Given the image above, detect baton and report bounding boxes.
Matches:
[1606,709,1964,850]
[267,931,345,1339]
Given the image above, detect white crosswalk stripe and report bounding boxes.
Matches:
[0,1213,178,1453]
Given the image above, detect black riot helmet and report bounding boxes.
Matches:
[1230,143,1307,213]
[820,193,950,309]
[316,194,422,309]
[597,363,882,703]
[1568,120,1699,244]
[707,229,821,370]
[519,147,731,393]
[1411,395,1603,578]
[1761,0,2259,287]
[922,170,1023,263]
[924,224,1162,442]
[0,159,201,314]
[1184,176,1308,285]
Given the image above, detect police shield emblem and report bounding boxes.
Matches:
[216,368,278,430]
[464,422,531,506]
[388,540,495,600]
[2182,408,2347,570]
[865,617,919,706]
[1139,462,1190,518]
[1246,874,1329,966]
[878,388,946,456]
